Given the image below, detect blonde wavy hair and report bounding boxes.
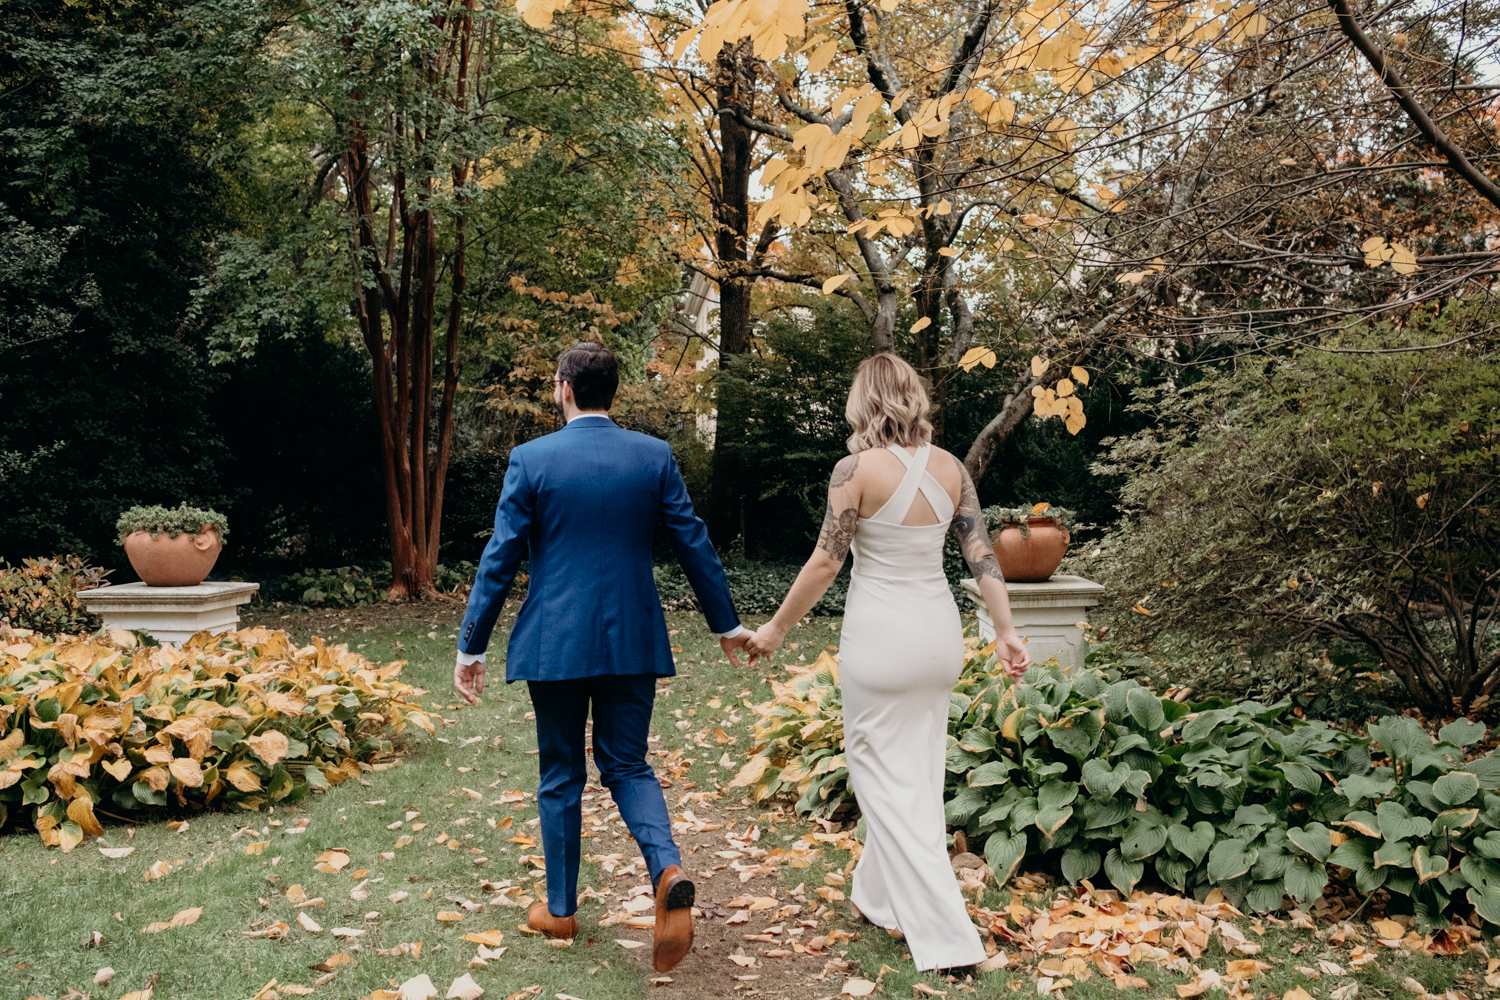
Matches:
[845,353,933,453]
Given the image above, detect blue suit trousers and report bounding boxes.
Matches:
[528,674,680,917]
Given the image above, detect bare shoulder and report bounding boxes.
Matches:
[927,445,966,489]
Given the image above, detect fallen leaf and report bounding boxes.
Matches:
[617,939,647,949]
[99,846,135,859]
[844,980,877,997]
[1284,990,1315,1000]
[437,911,465,922]
[463,930,505,946]
[298,912,323,933]
[447,974,485,999]
[94,967,116,985]
[400,974,439,1000]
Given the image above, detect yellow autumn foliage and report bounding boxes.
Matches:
[0,625,431,849]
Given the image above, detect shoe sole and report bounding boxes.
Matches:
[653,875,695,972]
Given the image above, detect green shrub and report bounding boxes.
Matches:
[291,565,386,607]
[736,641,1500,929]
[116,504,230,545]
[1082,309,1500,714]
[654,556,848,616]
[0,556,110,633]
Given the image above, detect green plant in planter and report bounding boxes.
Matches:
[983,502,1078,538]
[115,504,229,545]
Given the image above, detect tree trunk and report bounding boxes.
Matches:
[340,3,473,601]
[709,40,756,547]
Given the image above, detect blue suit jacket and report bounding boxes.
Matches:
[458,416,739,682]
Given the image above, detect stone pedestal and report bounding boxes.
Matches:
[79,581,259,645]
[961,575,1105,672]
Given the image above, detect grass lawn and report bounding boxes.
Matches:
[0,604,1493,1000]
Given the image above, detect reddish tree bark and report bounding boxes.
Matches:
[342,2,475,600]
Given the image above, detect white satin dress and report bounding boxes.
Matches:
[839,444,988,971]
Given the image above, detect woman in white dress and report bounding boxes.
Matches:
[745,353,1030,972]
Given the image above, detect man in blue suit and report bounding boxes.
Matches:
[455,341,752,973]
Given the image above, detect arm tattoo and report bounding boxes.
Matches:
[950,455,1004,582]
[829,453,859,489]
[817,505,859,562]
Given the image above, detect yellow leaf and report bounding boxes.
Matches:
[1132,603,1153,616]
[1070,366,1090,385]
[959,347,997,373]
[168,757,204,789]
[670,25,702,61]
[806,37,839,74]
[67,795,104,838]
[1360,236,1387,253]
[910,316,932,333]
[243,731,289,767]
[1055,378,1074,397]
[994,237,1015,251]
[1416,493,1430,508]
[1030,355,1048,377]
[101,758,133,782]
[937,246,961,257]
[821,274,850,294]
[1283,991,1315,1000]
[463,930,505,947]
[225,760,263,792]
[299,912,323,933]
[243,840,269,856]
[1065,412,1085,435]
[437,911,465,922]
[1389,241,1420,274]
[1020,213,1053,228]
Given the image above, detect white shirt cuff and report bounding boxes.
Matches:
[457,651,487,666]
[718,625,747,639]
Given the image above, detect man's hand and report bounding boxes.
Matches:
[454,655,487,705]
[720,633,757,668]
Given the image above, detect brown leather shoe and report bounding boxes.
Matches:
[527,901,577,939]
[652,865,695,972]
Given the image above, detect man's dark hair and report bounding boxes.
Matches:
[557,341,619,411]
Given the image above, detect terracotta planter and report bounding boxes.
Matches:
[991,518,1070,583]
[123,527,222,586]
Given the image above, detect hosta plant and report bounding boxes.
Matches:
[0,626,432,849]
[729,652,851,818]
[737,640,1500,930]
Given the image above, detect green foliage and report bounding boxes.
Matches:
[655,555,848,616]
[116,504,229,545]
[0,0,265,562]
[1083,305,1500,712]
[714,304,872,555]
[729,652,852,819]
[983,503,1079,538]
[0,556,110,633]
[740,640,1500,927]
[291,566,385,608]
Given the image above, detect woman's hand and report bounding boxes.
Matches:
[996,630,1030,678]
[745,624,788,659]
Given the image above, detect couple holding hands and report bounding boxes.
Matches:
[454,342,1028,974]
